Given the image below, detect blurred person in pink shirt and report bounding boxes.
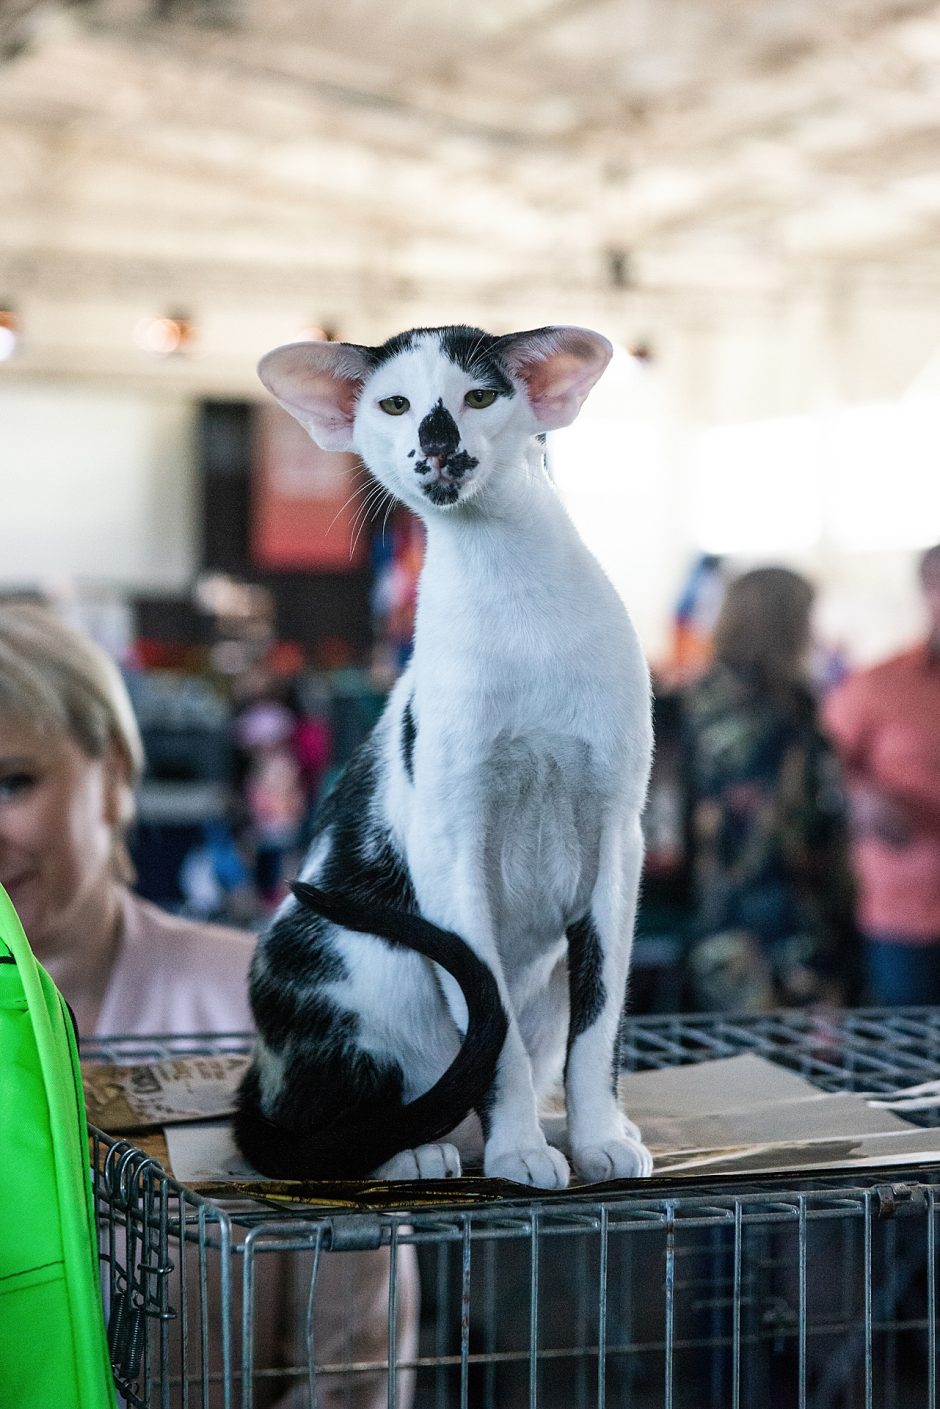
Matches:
[823,544,940,1005]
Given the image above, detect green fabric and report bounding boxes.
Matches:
[0,882,117,1409]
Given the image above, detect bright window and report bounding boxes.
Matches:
[687,417,824,554]
[826,400,940,550]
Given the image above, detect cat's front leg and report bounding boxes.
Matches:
[480,1021,571,1188]
[415,860,570,1189]
[565,818,653,1182]
[435,956,570,1188]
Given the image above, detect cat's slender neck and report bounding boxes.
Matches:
[412,437,596,648]
[418,438,573,555]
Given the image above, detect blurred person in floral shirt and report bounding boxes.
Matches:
[680,567,858,1011]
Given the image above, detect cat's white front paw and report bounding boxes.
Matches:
[486,1144,570,1189]
[373,1142,462,1180]
[573,1137,653,1182]
[621,1114,643,1144]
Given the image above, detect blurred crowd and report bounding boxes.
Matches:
[654,545,940,1012]
[2,542,938,1019]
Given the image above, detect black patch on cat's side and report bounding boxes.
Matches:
[240,888,412,1163]
[235,1042,407,1177]
[248,908,343,1054]
[271,1030,405,1134]
[313,737,417,912]
[401,695,416,782]
[243,734,415,1080]
[566,914,607,1063]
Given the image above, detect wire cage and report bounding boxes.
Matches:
[87,1008,940,1409]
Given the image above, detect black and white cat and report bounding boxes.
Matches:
[234,324,654,1189]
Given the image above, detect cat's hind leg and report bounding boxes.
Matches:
[565,817,653,1182]
[373,1143,462,1179]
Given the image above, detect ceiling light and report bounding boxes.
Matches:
[293,323,336,342]
[133,311,195,357]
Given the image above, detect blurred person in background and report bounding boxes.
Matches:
[679,567,858,1011]
[235,694,307,909]
[824,544,940,1006]
[0,600,416,1409]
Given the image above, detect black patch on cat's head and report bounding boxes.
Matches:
[366,328,421,368]
[366,325,515,399]
[436,327,515,397]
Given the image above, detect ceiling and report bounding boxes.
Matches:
[4,0,940,380]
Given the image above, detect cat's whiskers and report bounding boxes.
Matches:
[326,467,374,537]
[349,482,386,539]
[379,490,396,543]
[345,483,384,553]
[349,482,390,559]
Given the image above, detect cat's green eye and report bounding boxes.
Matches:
[379,395,410,416]
[464,388,498,409]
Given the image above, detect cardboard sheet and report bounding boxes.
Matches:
[107,1052,940,1198]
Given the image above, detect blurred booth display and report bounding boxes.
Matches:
[124,669,236,911]
[659,552,727,688]
[193,572,276,679]
[250,404,367,572]
[0,304,18,360]
[369,510,425,676]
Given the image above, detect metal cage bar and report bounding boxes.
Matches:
[87,1010,940,1407]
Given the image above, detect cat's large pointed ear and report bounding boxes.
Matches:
[257,340,373,451]
[496,326,613,431]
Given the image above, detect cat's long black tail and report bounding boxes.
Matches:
[234,881,509,1180]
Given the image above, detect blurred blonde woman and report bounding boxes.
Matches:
[678,568,858,1011]
[0,600,255,1035]
[0,601,417,1409]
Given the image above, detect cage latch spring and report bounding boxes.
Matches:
[108,1289,146,1380]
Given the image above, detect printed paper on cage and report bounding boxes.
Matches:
[82,1055,252,1132]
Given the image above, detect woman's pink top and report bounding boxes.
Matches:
[94,889,256,1037]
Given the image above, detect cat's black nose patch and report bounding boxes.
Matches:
[418,400,460,464]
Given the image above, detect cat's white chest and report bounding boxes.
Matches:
[480,729,603,945]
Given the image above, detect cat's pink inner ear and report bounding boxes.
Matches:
[257,342,369,452]
[501,327,613,431]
